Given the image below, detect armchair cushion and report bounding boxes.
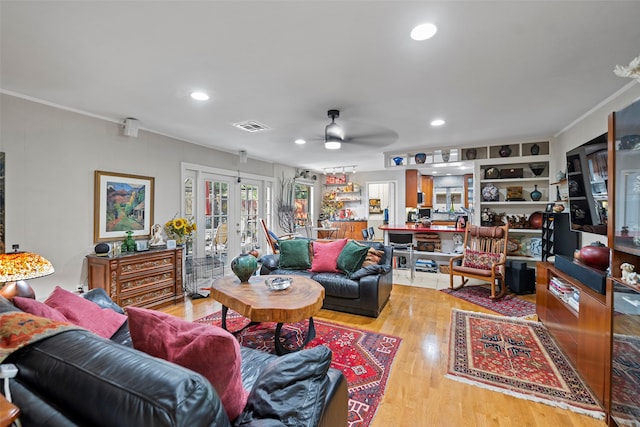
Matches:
[461,250,504,271]
[310,238,348,273]
[278,239,312,270]
[127,306,248,421]
[337,241,370,278]
[350,264,391,280]
[235,345,332,427]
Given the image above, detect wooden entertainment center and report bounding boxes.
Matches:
[535,262,611,405]
[536,98,640,426]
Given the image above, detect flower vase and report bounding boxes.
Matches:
[124,231,136,252]
[231,253,258,283]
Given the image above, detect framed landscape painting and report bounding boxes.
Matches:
[94,171,154,242]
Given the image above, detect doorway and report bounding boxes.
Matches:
[366,181,397,235]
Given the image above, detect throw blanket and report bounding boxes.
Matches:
[0,311,83,362]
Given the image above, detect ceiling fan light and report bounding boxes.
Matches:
[325,122,344,139]
[325,140,341,150]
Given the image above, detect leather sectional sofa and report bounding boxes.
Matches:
[0,290,347,427]
[260,241,393,318]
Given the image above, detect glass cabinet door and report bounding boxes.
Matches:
[613,100,640,255]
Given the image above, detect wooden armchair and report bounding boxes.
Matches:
[259,218,298,254]
[448,223,509,299]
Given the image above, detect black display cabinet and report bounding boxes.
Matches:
[541,212,580,261]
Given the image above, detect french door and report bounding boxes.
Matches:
[182,164,271,267]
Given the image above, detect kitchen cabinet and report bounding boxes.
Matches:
[317,220,367,240]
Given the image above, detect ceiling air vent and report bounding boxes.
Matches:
[232,120,271,133]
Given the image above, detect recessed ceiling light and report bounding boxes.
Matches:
[190,91,210,101]
[295,139,306,145]
[411,23,437,41]
[431,119,445,127]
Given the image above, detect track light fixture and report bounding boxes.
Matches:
[324,165,357,176]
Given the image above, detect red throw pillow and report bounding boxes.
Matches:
[310,238,348,272]
[462,250,503,270]
[13,296,70,322]
[44,286,127,338]
[126,307,248,421]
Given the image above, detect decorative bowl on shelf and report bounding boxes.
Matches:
[529,163,547,176]
[265,277,292,291]
[392,156,404,166]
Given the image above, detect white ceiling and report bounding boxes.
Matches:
[2,1,639,173]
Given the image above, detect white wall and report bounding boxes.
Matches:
[0,93,296,297]
[552,82,640,245]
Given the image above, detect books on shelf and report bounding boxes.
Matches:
[549,276,580,311]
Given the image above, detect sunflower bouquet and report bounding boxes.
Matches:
[164,216,196,244]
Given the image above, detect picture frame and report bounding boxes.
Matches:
[94,171,154,242]
[545,203,555,212]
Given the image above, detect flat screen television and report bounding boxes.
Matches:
[566,132,608,236]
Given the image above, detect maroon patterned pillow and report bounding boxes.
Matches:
[462,250,503,270]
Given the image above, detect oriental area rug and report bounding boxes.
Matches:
[440,285,537,318]
[447,309,605,419]
[196,311,402,427]
[610,334,640,424]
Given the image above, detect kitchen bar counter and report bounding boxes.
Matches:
[379,224,465,233]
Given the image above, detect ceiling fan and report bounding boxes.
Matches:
[319,109,399,150]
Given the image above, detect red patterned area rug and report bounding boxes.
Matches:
[447,309,605,419]
[440,285,536,318]
[196,311,402,427]
[610,334,640,424]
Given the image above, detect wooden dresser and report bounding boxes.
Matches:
[87,247,184,309]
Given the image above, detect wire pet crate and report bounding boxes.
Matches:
[184,256,224,299]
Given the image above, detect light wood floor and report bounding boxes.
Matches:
[160,285,607,427]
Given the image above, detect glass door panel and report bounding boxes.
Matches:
[239,182,259,253]
[204,178,230,263]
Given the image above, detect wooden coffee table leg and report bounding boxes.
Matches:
[274,317,316,356]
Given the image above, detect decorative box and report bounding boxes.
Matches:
[500,168,523,178]
[506,186,524,201]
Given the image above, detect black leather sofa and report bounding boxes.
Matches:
[0,290,348,427]
[261,241,393,318]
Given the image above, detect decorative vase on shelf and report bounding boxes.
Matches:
[465,148,477,160]
[529,163,546,176]
[414,153,426,164]
[124,231,136,252]
[392,156,404,166]
[530,143,540,155]
[499,145,512,157]
[578,242,610,271]
[231,253,258,283]
[530,185,542,201]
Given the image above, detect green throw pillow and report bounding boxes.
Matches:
[278,239,311,270]
[337,240,370,278]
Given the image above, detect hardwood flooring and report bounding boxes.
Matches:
[160,284,607,427]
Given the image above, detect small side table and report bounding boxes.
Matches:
[0,394,19,427]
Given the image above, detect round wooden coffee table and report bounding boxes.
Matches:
[209,275,325,355]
